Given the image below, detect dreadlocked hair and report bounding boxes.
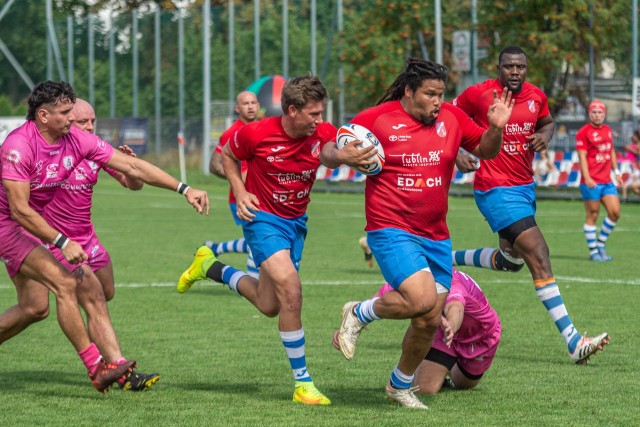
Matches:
[376,58,448,105]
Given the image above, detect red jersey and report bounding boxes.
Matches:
[575,123,614,184]
[353,101,485,240]
[216,119,250,204]
[229,116,336,219]
[454,78,551,191]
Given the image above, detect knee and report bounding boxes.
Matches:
[23,302,50,322]
[102,286,115,302]
[494,250,525,272]
[406,299,435,318]
[609,211,621,222]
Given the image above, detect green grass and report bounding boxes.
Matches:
[1,174,639,426]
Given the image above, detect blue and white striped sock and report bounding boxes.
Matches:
[280,329,312,383]
[221,265,247,295]
[535,278,581,353]
[452,248,497,270]
[212,238,249,256]
[583,224,598,256]
[597,217,617,247]
[354,298,381,324]
[390,366,414,390]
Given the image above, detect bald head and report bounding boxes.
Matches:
[235,91,259,123]
[72,98,96,133]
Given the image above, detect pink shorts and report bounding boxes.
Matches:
[46,230,111,273]
[430,324,502,377]
[0,217,41,278]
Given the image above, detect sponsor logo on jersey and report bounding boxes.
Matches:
[396,173,443,191]
[389,151,443,167]
[46,163,59,178]
[74,167,87,181]
[271,187,311,203]
[268,169,315,185]
[504,122,534,136]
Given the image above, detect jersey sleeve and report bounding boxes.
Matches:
[77,130,115,165]
[453,85,481,119]
[449,104,485,153]
[1,132,35,182]
[216,125,236,154]
[317,122,338,147]
[229,123,256,161]
[575,126,588,151]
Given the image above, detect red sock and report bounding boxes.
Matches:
[78,343,102,377]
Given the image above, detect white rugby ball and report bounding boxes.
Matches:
[336,123,385,175]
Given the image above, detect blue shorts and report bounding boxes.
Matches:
[579,182,618,201]
[366,228,452,290]
[228,203,242,225]
[241,210,307,270]
[474,184,536,233]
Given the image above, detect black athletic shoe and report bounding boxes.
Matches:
[119,371,161,391]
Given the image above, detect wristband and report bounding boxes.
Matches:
[615,170,621,176]
[177,182,190,195]
[53,233,69,250]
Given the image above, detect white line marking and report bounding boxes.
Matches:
[0,275,638,289]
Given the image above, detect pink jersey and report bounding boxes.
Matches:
[352,101,485,241]
[216,119,250,205]
[229,116,336,219]
[575,123,614,184]
[376,269,500,348]
[0,122,114,217]
[445,270,501,348]
[43,159,118,238]
[454,78,551,191]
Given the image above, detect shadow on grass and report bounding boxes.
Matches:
[0,369,125,399]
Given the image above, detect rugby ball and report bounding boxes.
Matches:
[336,123,385,175]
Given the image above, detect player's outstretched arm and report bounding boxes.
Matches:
[109,145,144,191]
[3,179,87,263]
[475,88,515,160]
[105,150,209,215]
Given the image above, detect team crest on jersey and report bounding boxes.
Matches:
[527,100,536,113]
[74,167,87,181]
[6,149,21,164]
[63,156,74,170]
[435,122,447,138]
[310,141,321,158]
[88,161,99,173]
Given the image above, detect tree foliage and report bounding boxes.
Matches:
[0,1,635,121]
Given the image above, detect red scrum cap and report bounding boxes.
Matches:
[588,100,607,114]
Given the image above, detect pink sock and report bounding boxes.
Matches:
[78,343,102,376]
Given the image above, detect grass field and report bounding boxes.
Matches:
[0,173,639,426]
